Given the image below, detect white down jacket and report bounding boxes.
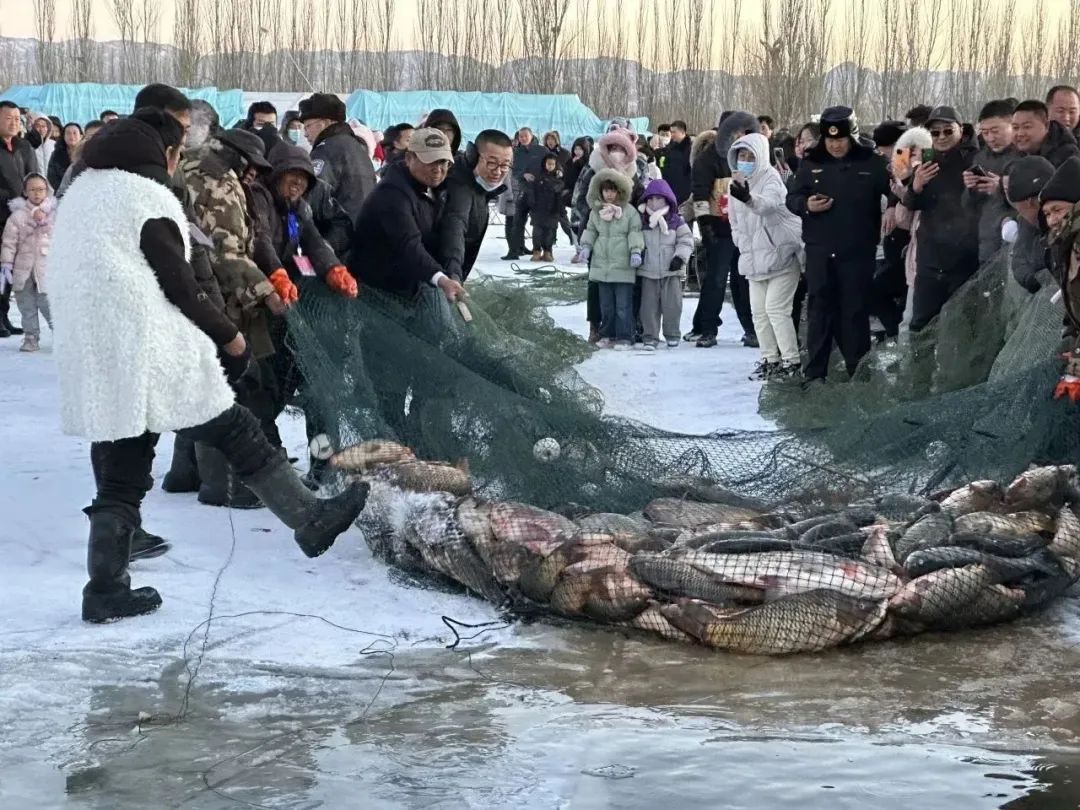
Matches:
[727,133,804,281]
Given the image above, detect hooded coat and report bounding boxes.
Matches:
[543,131,571,170]
[787,137,891,257]
[726,134,805,280]
[571,129,647,233]
[250,144,343,284]
[563,137,592,203]
[32,138,54,185]
[581,168,645,284]
[424,109,463,155]
[525,161,565,228]
[656,135,693,205]
[690,112,761,239]
[637,178,694,280]
[50,118,237,441]
[1,193,55,292]
[0,135,39,230]
[437,152,508,281]
[309,121,377,227]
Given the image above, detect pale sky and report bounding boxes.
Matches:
[0,0,1073,60]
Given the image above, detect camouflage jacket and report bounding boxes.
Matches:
[1052,203,1080,335]
[183,141,276,358]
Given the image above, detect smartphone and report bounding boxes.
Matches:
[773,147,786,165]
[921,148,935,164]
[970,164,988,177]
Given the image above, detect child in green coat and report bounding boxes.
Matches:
[579,168,644,347]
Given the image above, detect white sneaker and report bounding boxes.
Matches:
[613,342,631,351]
[666,339,680,348]
[641,342,658,351]
[19,336,38,353]
[596,338,614,349]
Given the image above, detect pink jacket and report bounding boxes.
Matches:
[1,196,55,292]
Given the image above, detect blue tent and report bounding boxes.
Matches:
[344,90,649,143]
[0,83,246,127]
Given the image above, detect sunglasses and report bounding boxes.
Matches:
[929,128,955,138]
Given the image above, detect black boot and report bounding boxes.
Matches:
[3,313,22,336]
[244,458,369,558]
[196,443,263,508]
[162,435,201,493]
[0,320,8,338]
[302,456,329,491]
[130,526,171,561]
[82,512,162,623]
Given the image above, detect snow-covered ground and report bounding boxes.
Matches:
[0,227,773,805]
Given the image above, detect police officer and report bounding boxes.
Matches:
[298,93,376,230]
[787,106,890,383]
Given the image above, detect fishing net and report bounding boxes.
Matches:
[283,242,1080,654]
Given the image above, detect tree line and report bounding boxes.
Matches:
[25,0,1080,130]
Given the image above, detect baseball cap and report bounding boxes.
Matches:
[408,128,454,164]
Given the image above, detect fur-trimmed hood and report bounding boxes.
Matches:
[8,193,56,216]
[715,111,761,158]
[690,130,715,167]
[896,127,933,152]
[588,129,638,176]
[586,167,633,207]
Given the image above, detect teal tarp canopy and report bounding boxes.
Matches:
[0,83,246,127]
[344,90,649,143]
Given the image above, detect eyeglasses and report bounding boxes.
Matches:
[480,156,512,172]
[929,128,955,138]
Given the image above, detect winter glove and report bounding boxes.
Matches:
[0,264,11,293]
[268,268,299,305]
[578,246,591,262]
[1000,219,1019,244]
[728,181,751,204]
[630,252,643,269]
[668,256,685,275]
[219,342,254,386]
[325,265,358,298]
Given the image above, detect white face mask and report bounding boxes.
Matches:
[475,174,502,192]
[658,134,671,147]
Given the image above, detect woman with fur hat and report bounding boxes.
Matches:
[579,169,644,348]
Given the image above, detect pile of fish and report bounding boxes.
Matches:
[331,440,1080,655]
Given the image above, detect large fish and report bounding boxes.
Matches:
[643,498,762,528]
[927,584,1025,630]
[329,439,415,471]
[463,500,574,585]
[621,602,694,642]
[904,546,1059,582]
[548,560,652,622]
[1049,504,1080,576]
[630,554,765,605]
[676,550,903,601]
[660,591,889,655]
[675,525,793,550]
[400,500,504,602]
[810,532,870,557]
[894,511,953,562]
[946,531,1048,559]
[576,513,654,552]
[940,480,1005,516]
[1004,465,1078,511]
[799,520,857,544]
[888,564,994,624]
[860,525,901,573]
[696,537,806,555]
[369,459,472,496]
[850,493,933,523]
[655,476,773,512]
[954,511,1056,538]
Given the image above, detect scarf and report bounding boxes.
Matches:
[641,203,670,234]
[599,203,623,222]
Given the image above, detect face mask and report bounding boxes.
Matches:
[658,135,671,147]
[287,129,304,145]
[736,160,756,176]
[475,174,502,192]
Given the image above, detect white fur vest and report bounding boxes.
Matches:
[50,168,235,441]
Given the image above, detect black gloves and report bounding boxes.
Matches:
[219,343,254,386]
[669,256,685,274]
[728,181,751,203]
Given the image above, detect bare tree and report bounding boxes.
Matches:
[33,0,59,83]
[108,0,136,83]
[829,0,872,120]
[749,0,832,125]
[68,0,97,83]
[371,0,398,91]
[173,0,203,86]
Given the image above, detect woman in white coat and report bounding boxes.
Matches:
[50,109,368,623]
[727,133,805,379]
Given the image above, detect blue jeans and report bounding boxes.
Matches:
[598,281,634,343]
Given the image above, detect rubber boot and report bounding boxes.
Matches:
[243,458,369,558]
[82,512,162,623]
[162,434,200,493]
[195,443,263,509]
[130,526,170,561]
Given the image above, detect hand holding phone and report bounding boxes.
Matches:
[807,193,833,213]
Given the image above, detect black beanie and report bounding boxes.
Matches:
[1041,156,1080,205]
[873,122,905,148]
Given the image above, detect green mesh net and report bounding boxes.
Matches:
[283,247,1080,654]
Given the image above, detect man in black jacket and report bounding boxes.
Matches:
[787,106,890,381]
[656,120,692,204]
[1013,99,1080,168]
[300,93,376,229]
[0,100,38,337]
[963,99,1018,264]
[1047,85,1080,142]
[437,129,513,282]
[350,128,465,303]
[688,110,759,348]
[1004,155,1057,293]
[424,108,463,155]
[904,105,980,332]
[505,127,549,260]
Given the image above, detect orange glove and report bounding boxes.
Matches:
[268,268,298,305]
[325,265,358,299]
